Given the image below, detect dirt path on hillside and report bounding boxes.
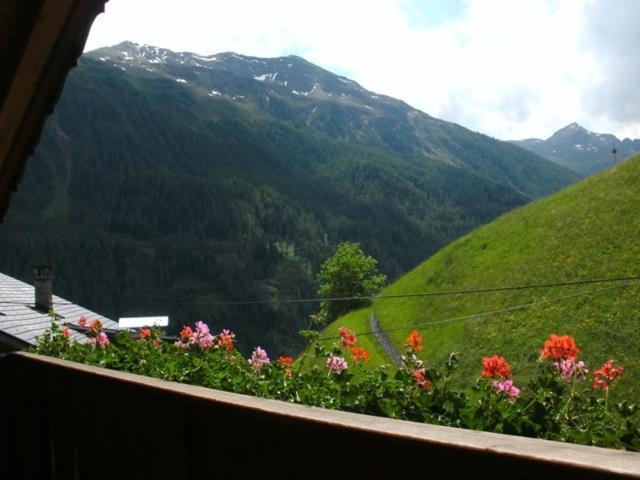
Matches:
[370,311,402,366]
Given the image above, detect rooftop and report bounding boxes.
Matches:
[0,271,117,349]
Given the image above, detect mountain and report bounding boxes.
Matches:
[86,42,577,198]
[512,122,640,176]
[0,42,577,355]
[325,155,640,399]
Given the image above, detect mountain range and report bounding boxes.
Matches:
[512,122,640,176]
[0,42,577,355]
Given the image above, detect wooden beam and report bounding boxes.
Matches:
[4,352,640,479]
[0,0,107,219]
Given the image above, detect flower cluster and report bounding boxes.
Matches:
[78,317,110,348]
[555,358,588,382]
[326,355,348,374]
[493,379,521,403]
[540,334,580,361]
[351,346,370,363]
[174,323,236,352]
[412,368,431,390]
[250,347,270,372]
[481,355,512,379]
[406,329,423,352]
[338,326,357,348]
[539,334,612,389]
[403,330,430,390]
[276,355,294,378]
[192,321,215,350]
[335,326,370,369]
[139,328,152,341]
[217,329,235,351]
[592,360,624,390]
[480,355,520,402]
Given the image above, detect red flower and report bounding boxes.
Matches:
[351,346,370,363]
[412,368,431,390]
[88,319,103,334]
[406,330,424,352]
[78,316,87,327]
[276,356,294,378]
[592,360,624,390]
[217,329,235,351]
[540,334,580,361]
[179,325,193,341]
[139,328,152,340]
[62,327,70,339]
[482,355,512,379]
[338,326,357,348]
[276,355,294,367]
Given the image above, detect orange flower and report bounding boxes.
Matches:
[217,329,235,351]
[592,360,624,390]
[276,356,294,378]
[89,319,102,334]
[276,355,294,367]
[412,368,431,390]
[540,334,580,361]
[338,326,357,348]
[139,328,152,340]
[482,355,512,379]
[406,330,423,352]
[351,346,370,363]
[179,325,193,341]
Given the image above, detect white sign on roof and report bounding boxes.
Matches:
[118,316,169,329]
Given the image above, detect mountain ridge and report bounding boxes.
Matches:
[512,122,640,176]
[86,41,578,198]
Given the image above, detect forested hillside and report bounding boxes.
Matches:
[0,46,577,354]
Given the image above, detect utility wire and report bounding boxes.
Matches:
[319,282,636,341]
[0,274,638,308]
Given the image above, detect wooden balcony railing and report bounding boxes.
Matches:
[1,352,639,479]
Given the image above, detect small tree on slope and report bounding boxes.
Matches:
[316,241,386,323]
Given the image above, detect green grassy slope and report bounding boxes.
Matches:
[325,155,640,398]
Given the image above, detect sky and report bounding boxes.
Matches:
[85,0,640,141]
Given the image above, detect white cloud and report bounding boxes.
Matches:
[85,0,640,140]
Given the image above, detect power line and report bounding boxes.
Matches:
[0,274,638,308]
[319,282,636,341]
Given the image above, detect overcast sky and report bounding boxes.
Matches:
[85,0,640,141]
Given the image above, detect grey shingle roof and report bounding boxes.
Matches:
[0,272,117,347]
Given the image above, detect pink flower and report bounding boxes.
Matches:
[192,321,214,350]
[249,347,271,372]
[195,321,210,336]
[90,331,110,348]
[492,379,520,403]
[555,359,588,382]
[326,355,348,374]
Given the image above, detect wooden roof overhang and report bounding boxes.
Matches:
[0,0,108,220]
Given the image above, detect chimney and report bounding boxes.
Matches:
[33,265,53,312]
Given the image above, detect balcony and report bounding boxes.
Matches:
[1,352,639,479]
